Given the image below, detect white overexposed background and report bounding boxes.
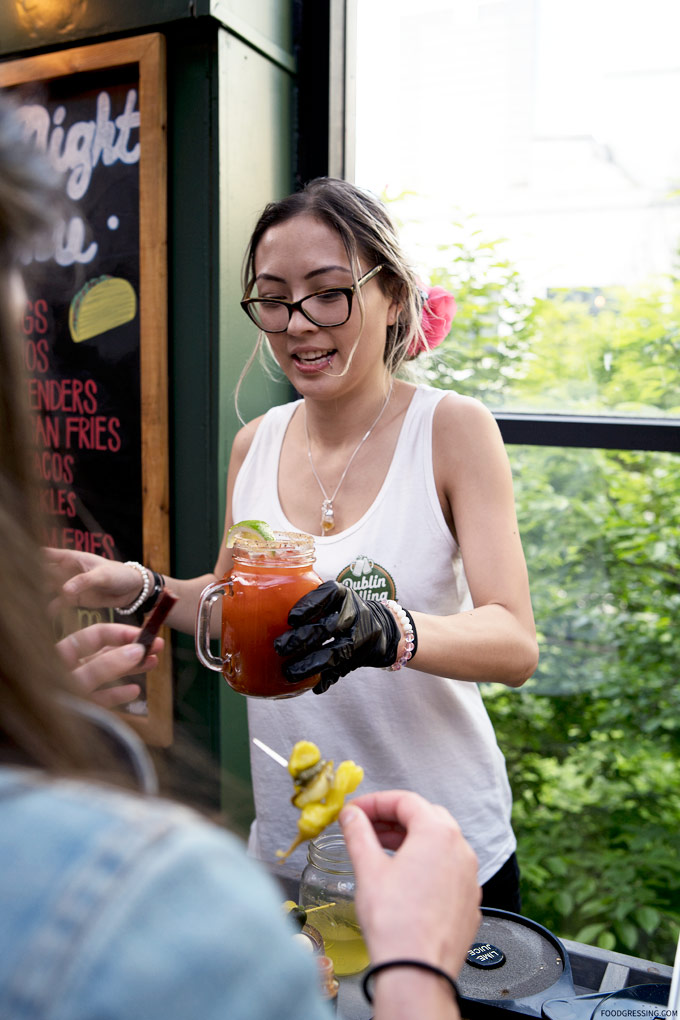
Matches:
[354,0,680,296]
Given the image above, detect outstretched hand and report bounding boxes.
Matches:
[57,623,163,709]
[44,548,145,614]
[340,790,481,976]
[274,581,400,694]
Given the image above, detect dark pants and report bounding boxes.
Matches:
[481,852,522,914]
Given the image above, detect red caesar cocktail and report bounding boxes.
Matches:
[195,531,322,698]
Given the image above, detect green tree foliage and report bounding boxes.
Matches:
[487,444,680,962]
[419,220,533,402]
[419,218,680,961]
[519,285,680,415]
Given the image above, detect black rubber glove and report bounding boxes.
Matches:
[274,581,401,695]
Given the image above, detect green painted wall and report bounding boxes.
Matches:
[215,26,295,826]
[166,15,295,828]
[165,19,224,808]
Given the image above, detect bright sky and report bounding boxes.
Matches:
[354,0,680,291]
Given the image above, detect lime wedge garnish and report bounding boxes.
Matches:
[226,519,276,548]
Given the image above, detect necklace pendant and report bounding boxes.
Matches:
[321,499,335,534]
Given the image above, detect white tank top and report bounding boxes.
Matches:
[232,384,515,883]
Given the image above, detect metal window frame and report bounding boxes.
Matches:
[328,0,356,180]
[495,413,680,453]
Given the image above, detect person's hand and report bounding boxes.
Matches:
[273,581,400,693]
[44,548,146,613]
[56,623,163,709]
[340,790,481,976]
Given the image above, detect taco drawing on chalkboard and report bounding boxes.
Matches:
[68,275,137,343]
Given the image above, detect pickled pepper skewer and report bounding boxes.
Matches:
[275,740,364,861]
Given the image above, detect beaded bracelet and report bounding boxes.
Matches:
[384,599,415,671]
[403,607,418,659]
[361,959,463,1009]
[137,569,165,616]
[115,561,150,616]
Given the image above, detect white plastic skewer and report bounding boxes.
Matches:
[253,737,372,789]
[252,737,288,769]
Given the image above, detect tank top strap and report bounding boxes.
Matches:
[232,400,300,523]
[387,384,451,520]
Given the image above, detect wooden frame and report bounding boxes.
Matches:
[0,35,171,746]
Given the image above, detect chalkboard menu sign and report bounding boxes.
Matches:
[0,36,171,745]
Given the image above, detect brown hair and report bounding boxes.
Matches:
[0,95,110,774]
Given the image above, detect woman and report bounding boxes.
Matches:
[49,178,538,907]
[0,95,481,1020]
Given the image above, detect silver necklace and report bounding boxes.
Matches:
[304,382,394,534]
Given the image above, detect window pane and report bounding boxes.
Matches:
[483,445,680,958]
[355,0,680,418]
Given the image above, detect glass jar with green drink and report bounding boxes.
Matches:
[298,831,370,977]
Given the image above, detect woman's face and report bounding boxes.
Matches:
[252,213,397,393]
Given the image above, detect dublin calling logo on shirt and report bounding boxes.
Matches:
[336,555,396,601]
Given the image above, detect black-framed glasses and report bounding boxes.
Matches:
[240,264,384,333]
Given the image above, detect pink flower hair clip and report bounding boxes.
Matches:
[409,282,457,357]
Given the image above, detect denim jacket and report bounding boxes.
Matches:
[0,768,330,1019]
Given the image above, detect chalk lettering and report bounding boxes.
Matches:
[33,451,75,485]
[23,338,50,373]
[17,90,140,201]
[40,487,77,517]
[60,528,116,558]
[77,607,114,628]
[26,215,98,267]
[32,414,60,448]
[64,415,121,452]
[27,377,98,415]
[22,299,49,338]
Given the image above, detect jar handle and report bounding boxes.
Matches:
[195,579,231,672]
